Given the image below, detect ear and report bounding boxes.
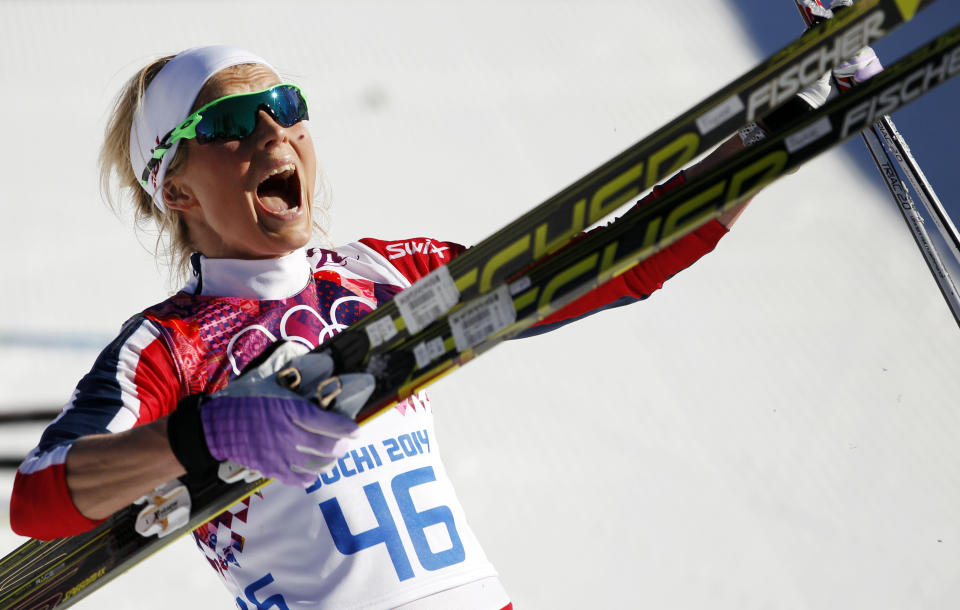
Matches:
[161,177,199,211]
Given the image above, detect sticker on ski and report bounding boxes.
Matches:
[696,95,745,135]
[449,285,516,352]
[365,315,400,348]
[394,266,460,334]
[785,117,833,152]
[413,337,447,370]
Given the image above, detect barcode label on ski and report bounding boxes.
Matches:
[365,315,399,348]
[785,117,833,153]
[696,95,744,135]
[509,275,532,295]
[413,337,447,370]
[394,266,460,334]
[449,285,516,352]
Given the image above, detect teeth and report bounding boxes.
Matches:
[266,164,296,180]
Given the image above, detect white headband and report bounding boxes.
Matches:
[129,45,277,211]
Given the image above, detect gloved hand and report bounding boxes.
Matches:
[758,0,884,137]
[798,0,883,105]
[832,45,883,90]
[168,342,373,487]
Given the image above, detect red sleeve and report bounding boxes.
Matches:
[358,171,726,333]
[534,170,728,328]
[538,219,728,327]
[10,450,104,539]
[358,237,466,285]
[10,321,180,540]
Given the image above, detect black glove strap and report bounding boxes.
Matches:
[167,393,219,476]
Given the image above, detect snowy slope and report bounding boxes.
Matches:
[1,1,959,608]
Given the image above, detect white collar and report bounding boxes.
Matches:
[183,248,312,299]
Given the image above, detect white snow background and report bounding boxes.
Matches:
[2,1,959,608]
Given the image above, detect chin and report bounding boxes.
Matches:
[268,224,315,257]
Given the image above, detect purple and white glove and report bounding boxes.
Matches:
[168,342,374,487]
[201,394,357,486]
[828,1,884,88]
[832,46,883,90]
[751,0,884,142]
[796,45,883,108]
[798,0,884,106]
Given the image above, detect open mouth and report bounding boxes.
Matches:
[256,164,302,214]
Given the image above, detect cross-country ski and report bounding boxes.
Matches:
[2,1,958,608]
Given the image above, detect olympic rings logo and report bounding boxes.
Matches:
[225,295,376,375]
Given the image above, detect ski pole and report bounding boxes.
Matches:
[794,0,960,327]
[860,124,960,326]
[873,114,960,268]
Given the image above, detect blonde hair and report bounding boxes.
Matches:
[99,56,330,285]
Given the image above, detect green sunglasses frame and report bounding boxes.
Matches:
[140,83,308,187]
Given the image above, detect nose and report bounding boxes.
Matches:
[254,108,289,149]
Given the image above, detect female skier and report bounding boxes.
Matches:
[10,45,756,608]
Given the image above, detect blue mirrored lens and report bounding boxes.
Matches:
[269,86,309,126]
[195,85,308,143]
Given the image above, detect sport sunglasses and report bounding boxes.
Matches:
[140,83,309,186]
